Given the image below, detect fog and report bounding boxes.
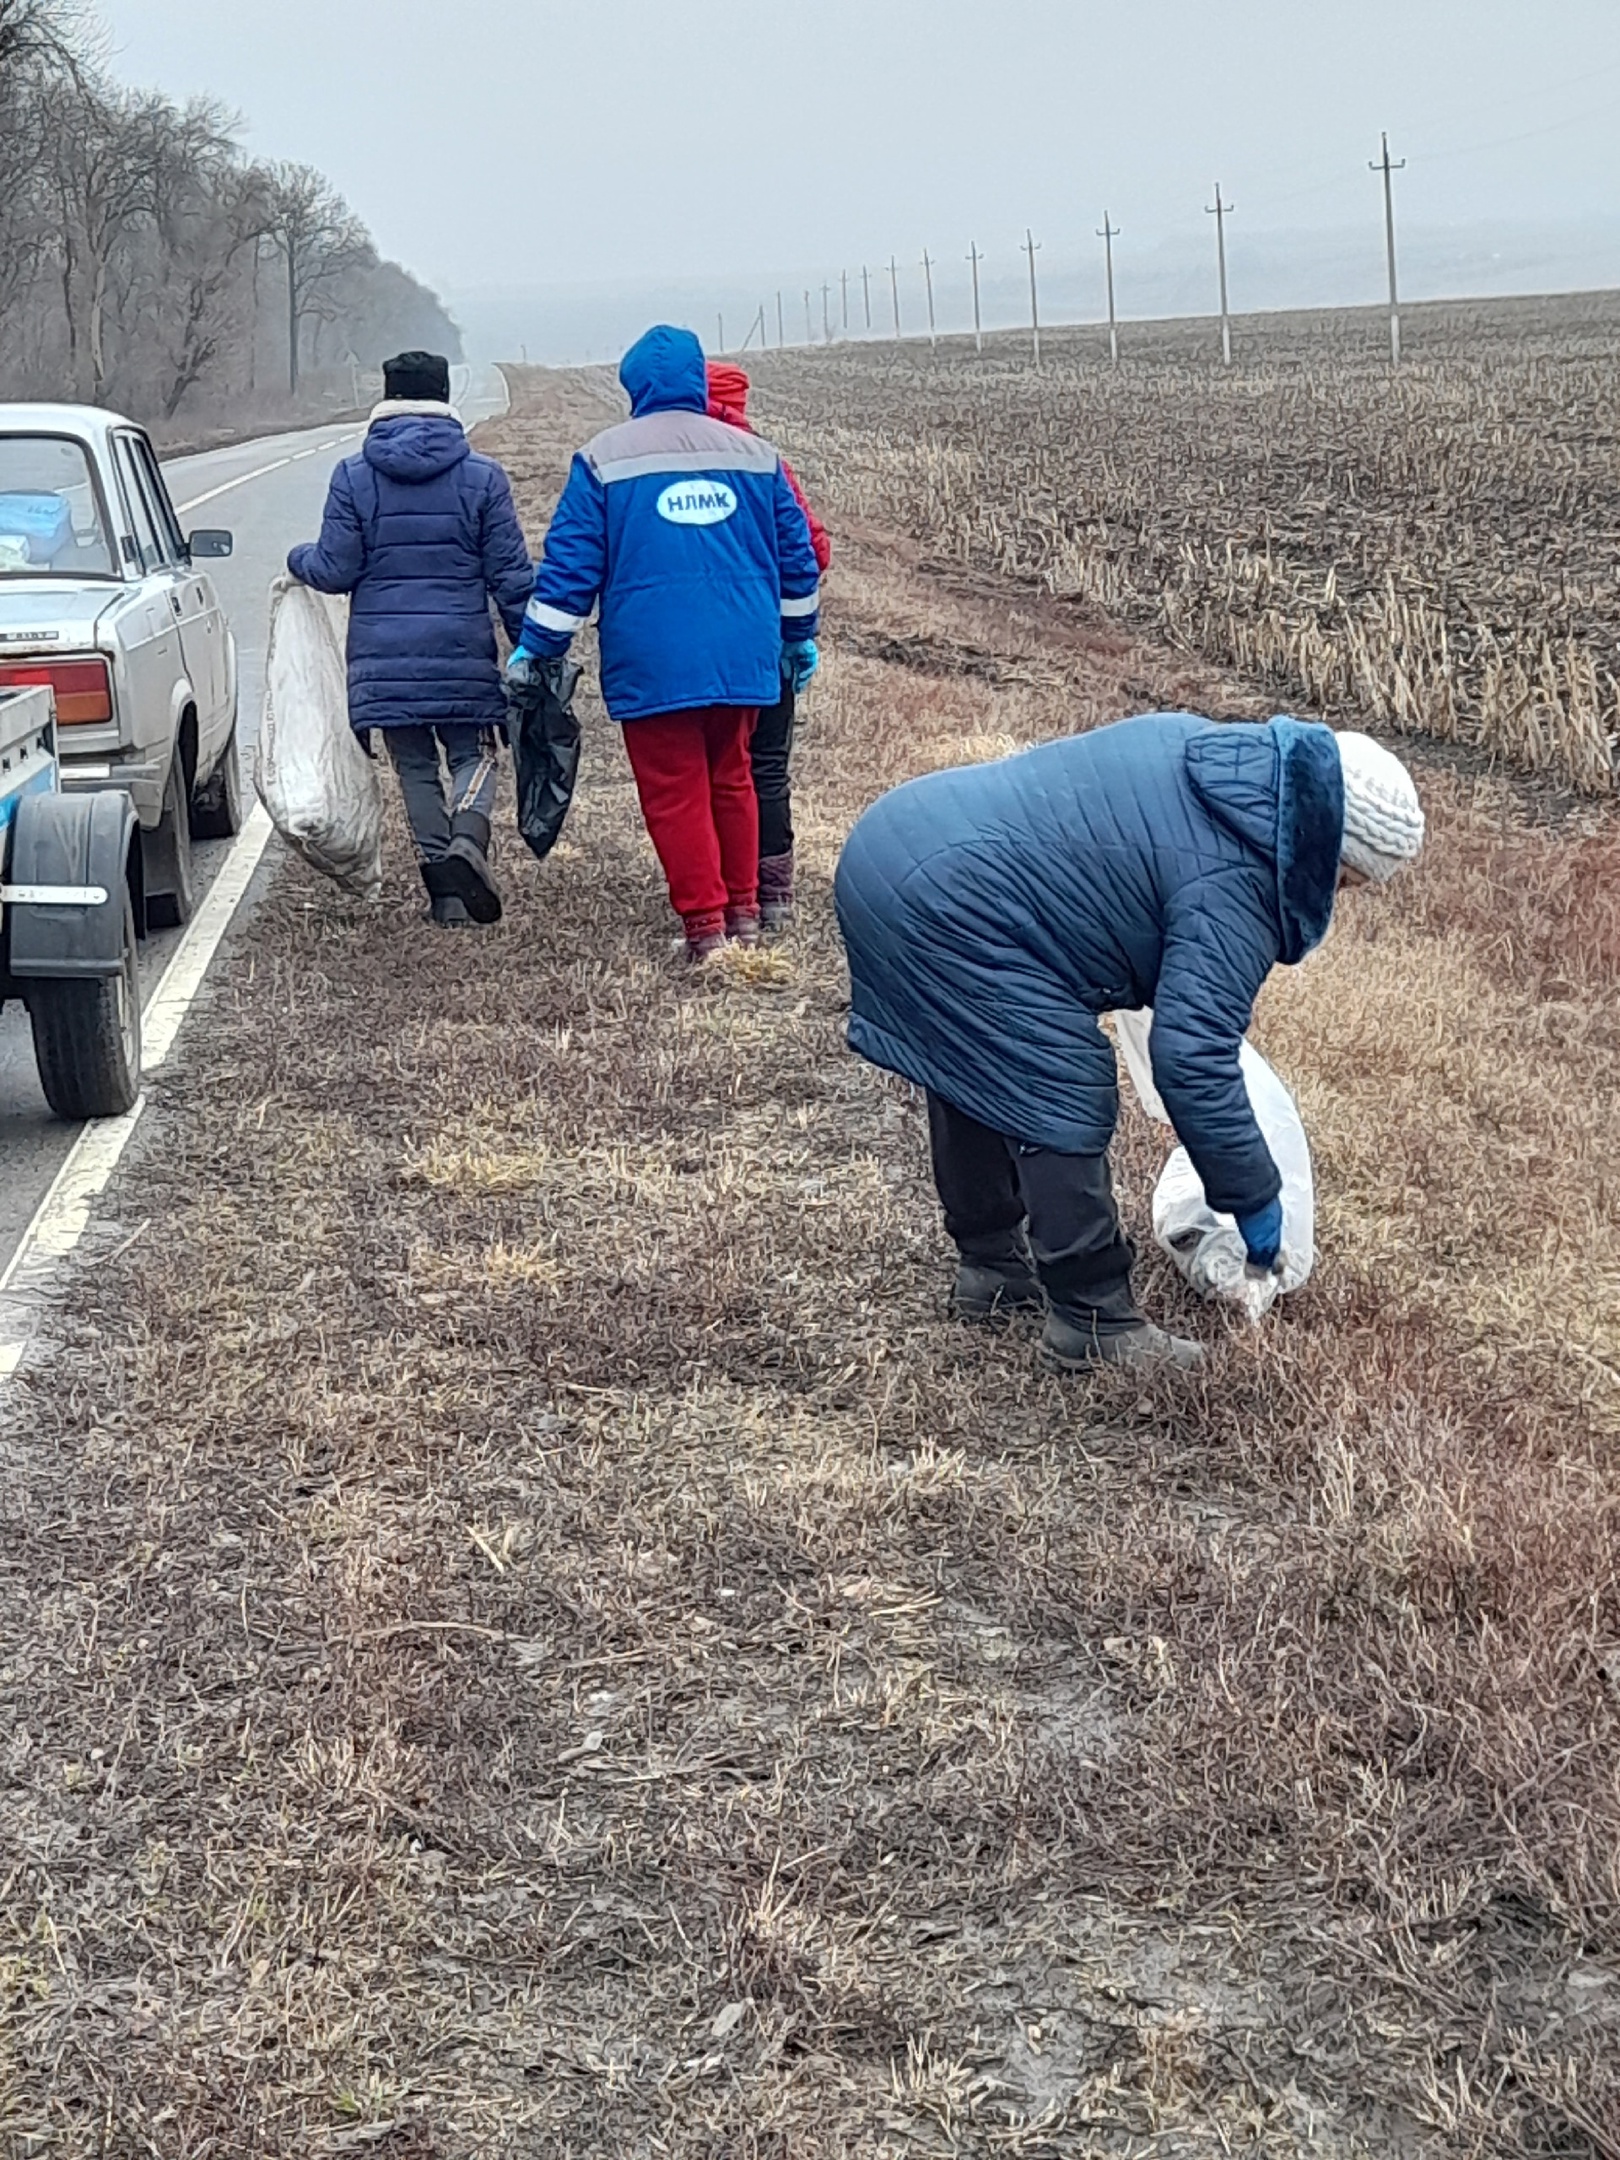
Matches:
[96,0,1620,360]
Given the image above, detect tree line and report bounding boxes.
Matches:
[0,0,462,425]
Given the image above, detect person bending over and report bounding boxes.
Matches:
[835,714,1424,1372]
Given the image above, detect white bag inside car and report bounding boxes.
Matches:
[255,578,382,899]
[1111,1007,1315,1322]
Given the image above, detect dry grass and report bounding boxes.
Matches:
[732,291,1620,794]
[0,357,1616,2158]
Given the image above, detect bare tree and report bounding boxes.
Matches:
[40,75,181,398]
[0,0,80,70]
[266,163,369,395]
[0,11,459,422]
[149,128,275,416]
[0,0,81,313]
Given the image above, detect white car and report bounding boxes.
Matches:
[0,405,239,928]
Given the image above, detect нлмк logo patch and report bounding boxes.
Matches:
[657,480,738,526]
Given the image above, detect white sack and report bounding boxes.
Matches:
[1110,1006,1315,1322]
[255,576,383,899]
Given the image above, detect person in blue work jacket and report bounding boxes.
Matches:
[835,716,1425,1372]
[288,351,534,928]
[509,324,822,962]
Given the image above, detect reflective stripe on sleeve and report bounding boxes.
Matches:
[525,598,588,633]
[780,591,820,619]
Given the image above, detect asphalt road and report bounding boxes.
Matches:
[0,364,511,1275]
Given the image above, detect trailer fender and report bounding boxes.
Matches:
[6,787,137,979]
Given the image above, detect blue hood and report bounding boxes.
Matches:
[1185,716,1344,963]
[364,415,471,484]
[620,325,707,418]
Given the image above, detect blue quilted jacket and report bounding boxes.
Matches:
[834,713,1344,1218]
[288,409,534,731]
[516,325,822,722]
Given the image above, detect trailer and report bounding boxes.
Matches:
[0,684,141,1119]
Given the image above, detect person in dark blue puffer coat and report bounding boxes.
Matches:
[287,351,534,928]
[835,712,1424,1373]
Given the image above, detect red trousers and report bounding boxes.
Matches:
[622,706,760,933]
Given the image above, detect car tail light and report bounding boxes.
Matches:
[0,655,114,724]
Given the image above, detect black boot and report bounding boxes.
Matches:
[952,1233,1044,1323]
[1039,1310,1205,1373]
[442,809,502,925]
[420,861,474,928]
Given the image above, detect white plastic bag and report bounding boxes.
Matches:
[255,577,383,899]
[1111,1007,1315,1322]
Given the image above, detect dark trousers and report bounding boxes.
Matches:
[750,683,796,862]
[926,1092,1141,1326]
[386,724,499,863]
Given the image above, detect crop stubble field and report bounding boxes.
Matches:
[0,319,1616,2157]
[748,291,1620,796]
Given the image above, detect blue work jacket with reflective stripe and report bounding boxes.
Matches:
[517,324,821,722]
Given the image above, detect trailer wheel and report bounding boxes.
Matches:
[29,882,143,1120]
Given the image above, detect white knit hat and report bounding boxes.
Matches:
[1334,731,1425,883]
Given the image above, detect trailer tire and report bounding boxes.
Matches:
[29,882,142,1120]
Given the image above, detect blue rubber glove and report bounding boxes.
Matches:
[1235,1198,1284,1272]
[782,639,820,694]
[507,647,542,682]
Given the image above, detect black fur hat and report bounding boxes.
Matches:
[382,350,451,403]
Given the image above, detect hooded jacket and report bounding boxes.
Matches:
[834,713,1345,1217]
[705,361,832,574]
[516,326,822,722]
[288,401,534,730]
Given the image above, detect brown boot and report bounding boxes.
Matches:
[759,850,795,933]
[683,908,728,964]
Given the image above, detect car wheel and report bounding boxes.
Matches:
[29,881,143,1120]
[191,723,242,841]
[145,748,195,929]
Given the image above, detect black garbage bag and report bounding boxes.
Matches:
[506,656,583,863]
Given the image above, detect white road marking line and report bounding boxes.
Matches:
[174,457,295,514]
[143,803,273,1071]
[0,804,275,1381]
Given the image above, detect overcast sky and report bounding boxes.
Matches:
[96,0,1620,300]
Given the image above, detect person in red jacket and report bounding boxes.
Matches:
[706,362,832,929]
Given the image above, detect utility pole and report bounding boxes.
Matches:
[1206,184,1235,366]
[967,241,983,354]
[777,290,785,349]
[1098,213,1121,366]
[889,255,902,339]
[1023,227,1042,369]
[921,248,938,348]
[717,312,725,354]
[1371,131,1407,366]
[822,281,833,343]
[862,264,873,332]
[841,268,849,333]
[804,289,813,344]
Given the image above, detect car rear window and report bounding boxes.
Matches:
[0,437,115,577]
